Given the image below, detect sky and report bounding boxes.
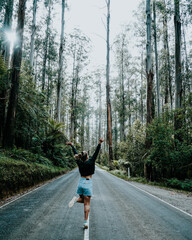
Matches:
[64,0,142,67]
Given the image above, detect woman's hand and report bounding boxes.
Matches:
[66,142,73,146]
[99,138,104,144]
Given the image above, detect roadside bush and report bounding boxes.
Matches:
[99,152,109,166]
[147,109,192,180]
[31,119,76,168]
[114,120,145,177]
[165,178,192,192]
[0,156,66,199]
[3,148,53,166]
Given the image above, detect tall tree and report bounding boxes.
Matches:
[1,0,14,65]
[0,0,14,144]
[114,29,130,142]
[145,0,154,180]
[162,0,173,108]
[106,0,113,163]
[29,0,38,68]
[56,0,66,122]
[3,0,27,147]
[174,0,182,141]
[68,30,90,140]
[153,0,160,116]
[174,0,182,109]
[42,0,51,91]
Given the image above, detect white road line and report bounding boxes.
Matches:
[104,169,192,219]
[84,216,89,240]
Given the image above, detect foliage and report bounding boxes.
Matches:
[146,108,192,180]
[15,64,48,149]
[0,55,8,90]
[32,119,76,168]
[0,154,66,200]
[2,148,53,166]
[115,120,146,177]
[165,178,192,192]
[99,152,109,167]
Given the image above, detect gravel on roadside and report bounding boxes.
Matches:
[127,181,192,216]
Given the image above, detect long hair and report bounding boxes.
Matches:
[75,151,88,162]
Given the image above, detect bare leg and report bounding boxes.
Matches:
[77,195,84,203]
[83,195,91,221]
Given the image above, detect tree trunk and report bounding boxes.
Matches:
[114,110,118,160]
[99,79,102,138]
[145,0,154,180]
[2,0,14,66]
[56,0,65,122]
[120,37,126,142]
[42,1,51,91]
[106,0,113,164]
[163,0,173,109]
[0,0,14,145]
[174,0,182,109]
[153,0,160,116]
[29,0,37,68]
[182,24,190,94]
[3,0,27,148]
[163,14,169,105]
[70,78,75,140]
[174,0,183,142]
[140,52,144,124]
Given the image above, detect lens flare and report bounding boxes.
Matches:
[5,31,17,45]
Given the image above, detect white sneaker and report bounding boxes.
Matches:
[83,222,88,229]
[68,196,77,208]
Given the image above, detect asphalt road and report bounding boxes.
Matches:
[0,167,192,240]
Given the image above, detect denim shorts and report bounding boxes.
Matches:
[77,177,93,196]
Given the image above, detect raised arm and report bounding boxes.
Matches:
[66,142,78,155]
[91,138,104,162]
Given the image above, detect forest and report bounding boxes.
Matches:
[0,0,192,197]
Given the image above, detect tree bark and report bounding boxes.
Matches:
[174,0,182,110]
[182,24,190,94]
[145,0,154,180]
[120,37,126,141]
[42,0,51,91]
[3,0,27,148]
[2,0,14,66]
[140,52,144,124]
[106,0,113,164]
[0,0,14,145]
[56,0,65,122]
[174,0,183,143]
[153,0,160,116]
[29,0,37,68]
[163,0,173,109]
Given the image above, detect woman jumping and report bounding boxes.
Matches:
[66,138,104,229]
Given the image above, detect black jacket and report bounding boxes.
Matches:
[71,144,101,176]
